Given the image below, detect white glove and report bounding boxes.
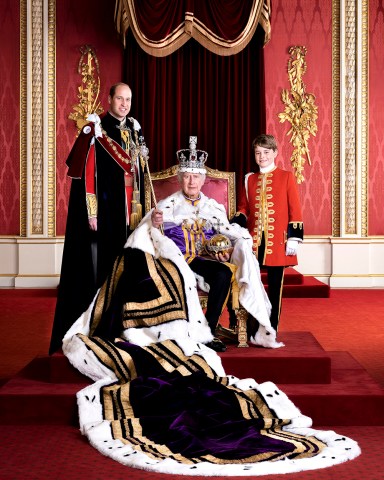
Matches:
[86,113,102,138]
[130,117,142,131]
[286,239,299,256]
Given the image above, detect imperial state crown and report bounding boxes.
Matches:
[177,136,208,174]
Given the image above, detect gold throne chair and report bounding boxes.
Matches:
[144,165,249,347]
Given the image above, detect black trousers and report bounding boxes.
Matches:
[189,257,233,335]
[258,234,284,331]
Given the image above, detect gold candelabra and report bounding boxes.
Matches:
[278,46,318,183]
[68,45,104,132]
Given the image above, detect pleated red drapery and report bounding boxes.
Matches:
[115,0,271,196]
[115,0,271,54]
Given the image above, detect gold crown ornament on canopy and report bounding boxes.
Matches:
[177,136,208,174]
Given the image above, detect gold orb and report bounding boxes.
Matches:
[205,234,233,255]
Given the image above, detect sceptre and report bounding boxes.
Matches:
[139,140,164,234]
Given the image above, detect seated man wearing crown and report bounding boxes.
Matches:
[147,137,283,351]
[68,137,283,355]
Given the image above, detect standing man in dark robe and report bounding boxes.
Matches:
[49,82,147,354]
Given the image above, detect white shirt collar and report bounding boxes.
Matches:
[260,162,276,174]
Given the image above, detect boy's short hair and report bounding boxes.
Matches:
[252,134,278,151]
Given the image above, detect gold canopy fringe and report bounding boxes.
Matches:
[114,0,272,57]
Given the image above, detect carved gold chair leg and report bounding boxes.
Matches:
[234,307,249,348]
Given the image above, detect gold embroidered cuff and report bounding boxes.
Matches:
[86,193,98,218]
[288,221,304,240]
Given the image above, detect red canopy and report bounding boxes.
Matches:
[114,0,271,56]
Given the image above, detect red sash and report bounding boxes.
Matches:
[67,122,134,179]
[96,133,134,176]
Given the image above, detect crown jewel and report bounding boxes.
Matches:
[177,136,208,174]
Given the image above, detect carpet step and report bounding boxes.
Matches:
[261,268,304,285]
[261,268,330,298]
[0,271,330,299]
[48,355,92,383]
[219,331,332,384]
[0,353,382,426]
[281,276,330,298]
[282,351,384,426]
[28,332,333,385]
[0,376,88,425]
[0,334,383,426]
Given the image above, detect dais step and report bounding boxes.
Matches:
[1,333,383,426]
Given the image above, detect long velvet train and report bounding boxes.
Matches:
[63,333,360,476]
[62,246,360,476]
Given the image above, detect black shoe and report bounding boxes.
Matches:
[205,337,227,352]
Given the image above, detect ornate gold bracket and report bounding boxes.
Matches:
[68,45,104,132]
[278,46,318,183]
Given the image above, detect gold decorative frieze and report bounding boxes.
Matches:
[20,0,56,237]
[31,0,44,235]
[332,0,368,238]
[360,0,368,238]
[344,1,357,234]
[332,0,341,237]
[20,0,28,237]
[47,0,56,237]
[69,45,103,132]
[278,46,318,184]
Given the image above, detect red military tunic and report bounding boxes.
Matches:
[237,166,303,267]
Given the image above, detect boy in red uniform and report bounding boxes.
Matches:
[233,134,303,332]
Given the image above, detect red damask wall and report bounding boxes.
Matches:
[0,1,20,235]
[56,0,123,235]
[369,1,384,236]
[0,2,382,237]
[264,0,333,236]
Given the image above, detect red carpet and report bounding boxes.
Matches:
[0,287,383,478]
[262,267,331,298]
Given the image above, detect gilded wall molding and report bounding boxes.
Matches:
[344,0,357,234]
[47,0,56,237]
[334,0,369,237]
[31,0,44,235]
[20,0,28,237]
[20,0,56,237]
[331,1,341,237]
[360,0,368,237]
